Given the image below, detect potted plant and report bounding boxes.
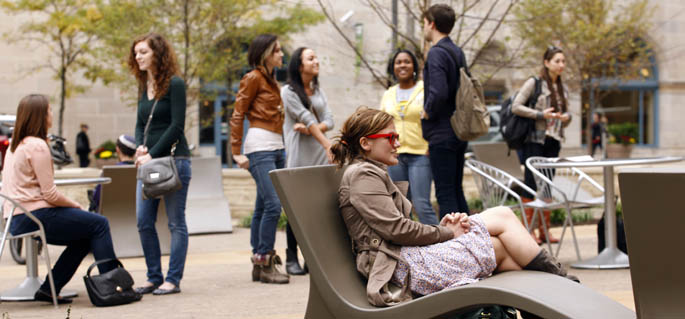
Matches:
[94,140,118,168]
[606,122,638,158]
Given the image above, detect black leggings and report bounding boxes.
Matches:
[521,136,561,196]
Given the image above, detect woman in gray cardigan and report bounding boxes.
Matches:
[512,46,572,244]
[281,47,334,274]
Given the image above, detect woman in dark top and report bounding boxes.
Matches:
[128,32,191,295]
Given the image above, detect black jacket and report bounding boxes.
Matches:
[76,131,91,154]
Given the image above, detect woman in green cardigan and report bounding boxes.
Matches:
[129,32,191,296]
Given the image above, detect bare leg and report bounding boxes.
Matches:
[479,206,540,267]
[491,237,522,273]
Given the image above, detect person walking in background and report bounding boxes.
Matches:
[380,49,438,225]
[591,112,603,158]
[2,94,118,304]
[230,34,289,284]
[76,123,91,167]
[421,4,469,219]
[281,46,334,275]
[89,134,136,212]
[512,46,572,244]
[129,32,192,295]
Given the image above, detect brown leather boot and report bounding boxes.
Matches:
[251,253,265,282]
[523,249,579,283]
[259,250,290,284]
[538,210,559,243]
[521,198,542,245]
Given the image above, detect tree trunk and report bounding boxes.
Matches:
[59,65,66,138]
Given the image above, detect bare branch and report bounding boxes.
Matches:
[365,0,422,53]
[460,0,499,49]
[467,0,515,70]
[315,0,388,87]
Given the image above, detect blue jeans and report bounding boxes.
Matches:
[136,158,191,287]
[429,141,469,219]
[10,207,117,294]
[388,154,439,225]
[246,149,285,255]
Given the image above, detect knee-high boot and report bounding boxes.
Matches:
[523,249,579,283]
[538,210,559,243]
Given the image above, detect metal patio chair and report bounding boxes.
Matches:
[526,157,605,260]
[0,194,58,307]
[465,159,554,253]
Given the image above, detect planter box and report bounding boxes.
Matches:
[606,144,633,159]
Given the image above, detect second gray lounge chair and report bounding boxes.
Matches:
[269,165,635,319]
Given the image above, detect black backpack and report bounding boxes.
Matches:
[499,77,542,152]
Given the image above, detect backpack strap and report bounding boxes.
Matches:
[434,43,470,77]
[524,76,542,108]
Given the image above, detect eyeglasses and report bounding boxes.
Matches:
[366,133,400,145]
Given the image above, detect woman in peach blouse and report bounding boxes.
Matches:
[1,94,118,304]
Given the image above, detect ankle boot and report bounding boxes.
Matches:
[521,198,542,245]
[523,249,579,283]
[538,210,559,243]
[251,254,265,282]
[285,248,306,276]
[260,250,290,284]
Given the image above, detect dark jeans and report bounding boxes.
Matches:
[246,149,286,255]
[10,207,117,294]
[428,141,469,219]
[521,136,561,195]
[136,158,191,287]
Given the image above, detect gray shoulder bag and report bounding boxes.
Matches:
[136,99,183,200]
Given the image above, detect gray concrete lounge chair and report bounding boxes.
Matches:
[619,167,685,319]
[99,165,170,258]
[269,165,635,319]
[186,156,233,234]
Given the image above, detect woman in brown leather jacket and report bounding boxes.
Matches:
[229,34,289,284]
[330,107,578,306]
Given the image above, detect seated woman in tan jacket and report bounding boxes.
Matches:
[330,107,578,307]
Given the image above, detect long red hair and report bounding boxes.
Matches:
[128,33,180,100]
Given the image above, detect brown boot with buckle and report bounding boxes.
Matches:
[259,250,290,284]
[523,249,579,283]
[251,253,265,282]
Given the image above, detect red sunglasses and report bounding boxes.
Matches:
[366,133,400,145]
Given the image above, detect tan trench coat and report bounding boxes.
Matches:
[338,159,453,306]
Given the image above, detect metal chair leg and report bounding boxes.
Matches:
[38,234,58,308]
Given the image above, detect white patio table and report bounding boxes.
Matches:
[535,156,683,269]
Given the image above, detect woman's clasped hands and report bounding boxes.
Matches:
[440,212,471,239]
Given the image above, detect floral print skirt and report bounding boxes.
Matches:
[391,214,497,296]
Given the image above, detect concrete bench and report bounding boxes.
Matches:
[269,165,634,318]
[98,165,170,258]
[619,167,685,318]
[186,156,233,234]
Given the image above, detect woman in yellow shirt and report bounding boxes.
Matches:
[380,49,437,224]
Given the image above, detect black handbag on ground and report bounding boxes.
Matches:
[452,305,518,319]
[137,99,182,200]
[83,259,142,307]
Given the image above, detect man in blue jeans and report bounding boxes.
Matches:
[421,4,469,218]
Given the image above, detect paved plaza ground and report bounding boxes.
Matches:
[0,224,634,318]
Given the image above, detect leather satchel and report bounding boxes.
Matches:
[137,99,183,200]
[83,259,142,307]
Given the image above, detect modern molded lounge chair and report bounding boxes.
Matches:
[186,156,233,234]
[99,165,170,258]
[619,167,685,319]
[269,165,635,319]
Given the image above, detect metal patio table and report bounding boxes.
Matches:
[536,156,683,269]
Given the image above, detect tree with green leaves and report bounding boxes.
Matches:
[514,0,654,151]
[93,0,323,113]
[1,0,105,137]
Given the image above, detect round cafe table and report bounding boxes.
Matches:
[535,156,683,269]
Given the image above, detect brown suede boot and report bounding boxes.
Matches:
[538,210,560,243]
[259,250,290,284]
[523,249,579,283]
[251,254,264,282]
